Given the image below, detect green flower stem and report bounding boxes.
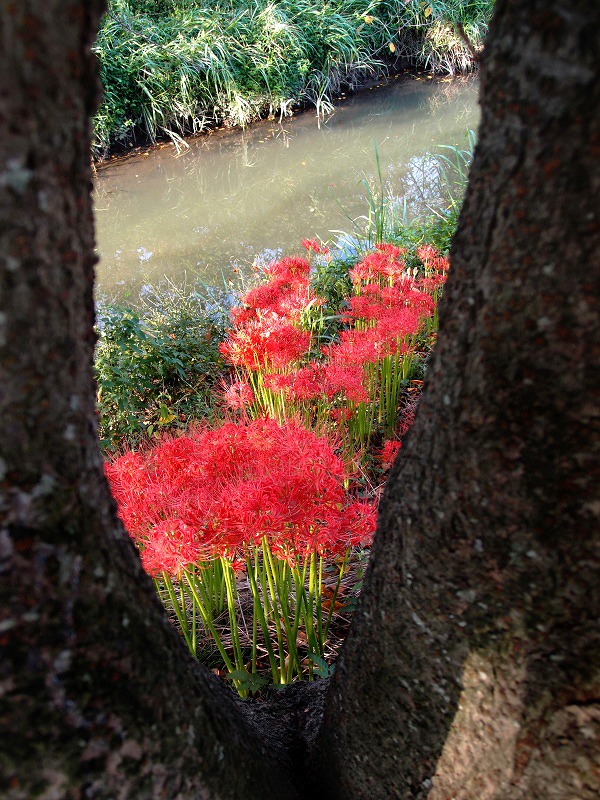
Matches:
[251,599,259,675]
[191,584,197,655]
[262,538,287,683]
[246,551,280,683]
[221,558,245,673]
[323,549,350,643]
[182,568,235,674]
[276,559,303,682]
[316,554,324,651]
[161,572,194,655]
[286,567,306,683]
[306,550,323,656]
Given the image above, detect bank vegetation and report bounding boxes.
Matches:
[94,0,492,156]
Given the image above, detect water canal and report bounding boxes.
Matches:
[94,73,479,304]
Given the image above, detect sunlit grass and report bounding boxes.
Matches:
[93,0,493,155]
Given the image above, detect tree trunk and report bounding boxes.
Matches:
[314,0,600,797]
[1,1,598,799]
[0,4,299,798]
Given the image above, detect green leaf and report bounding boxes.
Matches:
[225,670,268,692]
[158,402,176,424]
[309,653,335,678]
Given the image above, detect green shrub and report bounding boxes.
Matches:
[95,292,229,450]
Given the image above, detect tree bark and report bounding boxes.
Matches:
[314,1,600,797]
[0,4,299,798]
[1,1,599,799]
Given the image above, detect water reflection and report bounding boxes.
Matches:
[94,74,478,304]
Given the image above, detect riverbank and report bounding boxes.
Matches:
[95,166,469,449]
[94,67,418,164]
[94,73,478,300]
[93,0,492,159]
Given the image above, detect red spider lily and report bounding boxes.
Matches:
[373,312,422,351]
[402,288,436,316]
[326,323,413,365]
[104,459,185,541]
[418,274,447,292]
[222,379,255,410]
[106,418,377,576]
[349,248,406,286]
[322,363,369,405]
[264,364,325,401]
[239,280,312,323]
[220,318,311,371]
[265,256,312,279]
[379,439,402,471]
[221,252,326,377]
[301,239,329,255]
[329,407,353,423]
[375,243,407,258]
[228,255,321,329]
[263,372,294,394]
[140,519,202,576]
[344,285,429,331]
[323,329,379,366]
[340,501,378,548]
[416,244,438,262]
[286,364,325,401]
[417,244,450,274]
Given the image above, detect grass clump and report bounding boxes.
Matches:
[93,0,493,155]
[332,128,476,270]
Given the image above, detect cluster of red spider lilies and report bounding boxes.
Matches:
[106,239,448,695]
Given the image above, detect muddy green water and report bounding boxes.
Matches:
[94,74,478,304]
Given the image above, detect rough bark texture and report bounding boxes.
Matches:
[313,1,600,797]
[1,1,599,798]
[0,4,299,798]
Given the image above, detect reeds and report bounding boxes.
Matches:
[93,0,493,155]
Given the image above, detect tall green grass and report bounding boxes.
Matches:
[93,0,493,156]
[332,128,476,264]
